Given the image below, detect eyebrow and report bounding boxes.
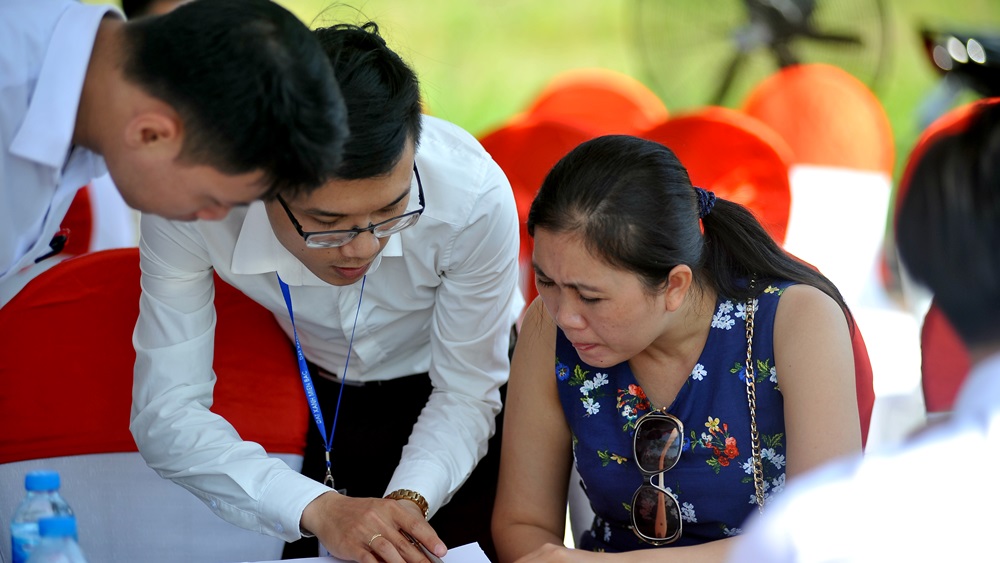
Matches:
[532,263,603,293]
[301,186,411,220]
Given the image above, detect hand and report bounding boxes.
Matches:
[301,491,447,563]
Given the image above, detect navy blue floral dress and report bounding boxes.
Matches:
[556,281,794,551]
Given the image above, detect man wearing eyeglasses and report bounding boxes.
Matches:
[130,22,522,563]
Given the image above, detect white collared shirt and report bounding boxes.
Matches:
[0,0,118,306]
[131,115,524,541]
[729,351,1000,562]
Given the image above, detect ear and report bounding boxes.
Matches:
[122,111,182,160]
[662,264,693,312]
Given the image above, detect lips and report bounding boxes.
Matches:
[333,263,371,280]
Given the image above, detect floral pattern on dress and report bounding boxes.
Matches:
[616,384,651,431]
[711,300,736,330]
[694,416,741,473]
[560,358,611,417]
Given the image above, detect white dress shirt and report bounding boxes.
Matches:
[729,351,1000,562]
[0,0,118,306]
[131,115,524,541]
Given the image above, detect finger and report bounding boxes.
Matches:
[401,524,447,559]
[368,531,411,563]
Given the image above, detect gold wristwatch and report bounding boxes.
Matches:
[386,489,429,518]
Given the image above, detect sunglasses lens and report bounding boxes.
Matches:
[631,484,682,544]
[634,415,683,474]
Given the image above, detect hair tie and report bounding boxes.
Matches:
[694,187,716,219]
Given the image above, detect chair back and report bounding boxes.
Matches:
[527,68,669,136]
[0,248,307,562]
[642,106,794,245]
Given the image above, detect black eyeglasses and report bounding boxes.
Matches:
[276,165,425,248]
[630,409,684,545]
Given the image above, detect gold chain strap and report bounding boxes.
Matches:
[744,283,766,513]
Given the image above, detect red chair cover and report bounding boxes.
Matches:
[642,106,794,245]
[0,248,307,464]
[919,301,972,414]
[59,186,94,257]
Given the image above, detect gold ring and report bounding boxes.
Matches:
[368,532,383,548]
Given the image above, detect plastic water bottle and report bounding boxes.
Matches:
[25,517,88,563]
[10,470,75,563]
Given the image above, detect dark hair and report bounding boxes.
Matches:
[120,0,348,198]
[121,0,162,18]
[897,102,1000,347]
[527,135,850,319]
[313,22,422,179]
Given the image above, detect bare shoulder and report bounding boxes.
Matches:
[515,297,557,356]
[773,283,849,332]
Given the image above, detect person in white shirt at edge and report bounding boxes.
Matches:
[728,100,1000,563]
[130,22,523,563]
[0,0,347,307]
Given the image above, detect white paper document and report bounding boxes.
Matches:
[249,541,491,563]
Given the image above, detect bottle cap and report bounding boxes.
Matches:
[38,516,76,538]
[25,470,60,492]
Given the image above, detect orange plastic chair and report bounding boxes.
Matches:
[0,248,307,562]
[742,63,894,174]
[526,68,669,136]
[642,106,794,245]
[479,117,595,305]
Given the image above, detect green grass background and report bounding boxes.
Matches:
[276,0,1000,180]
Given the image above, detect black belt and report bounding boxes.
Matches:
[314,366,425,388]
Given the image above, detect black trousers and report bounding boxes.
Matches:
[281,369,505,562]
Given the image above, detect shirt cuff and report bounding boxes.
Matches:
[259,470,339,542]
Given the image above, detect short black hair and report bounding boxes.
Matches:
[897,102,1000,347]
[120,0,348,198]
[313,22,422,179]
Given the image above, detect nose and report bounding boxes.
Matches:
[339,228,381,259]
[553,294,586,331]
[194,203,231,221]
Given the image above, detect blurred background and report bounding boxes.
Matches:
[283,0,998,183]
[98,0,1000,180]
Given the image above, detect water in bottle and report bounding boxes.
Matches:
[10,470,75,563]
[25,517,88,563]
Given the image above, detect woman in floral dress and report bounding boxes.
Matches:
[492,135,862,562]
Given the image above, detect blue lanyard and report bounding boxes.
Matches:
[277,273,366,490]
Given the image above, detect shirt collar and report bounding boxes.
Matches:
[231,201,402,286]
[10,3,121,170]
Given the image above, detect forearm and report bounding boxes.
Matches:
[507,537,738,563]
[386,386,499,516]
[494,521,566,563]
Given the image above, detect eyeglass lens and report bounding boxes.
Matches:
[631,484,682,543]
[634,415,683,473]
